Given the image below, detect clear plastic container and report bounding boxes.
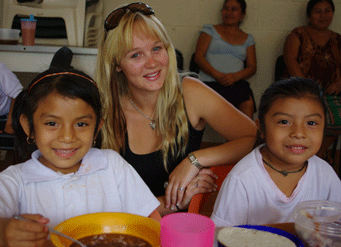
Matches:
[293,200,341,247]
[0,28,20,45]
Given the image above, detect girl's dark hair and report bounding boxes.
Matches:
[12,68,102,163]
[306,0,335,17]
[223,0,247,14]
[258,77,327,133]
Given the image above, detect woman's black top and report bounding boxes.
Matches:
[122,122,204,197]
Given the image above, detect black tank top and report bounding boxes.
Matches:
[122,122,204,197]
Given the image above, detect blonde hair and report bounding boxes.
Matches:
[95,11,188,171]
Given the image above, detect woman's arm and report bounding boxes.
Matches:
[165,77,257,208]
[194,32,222,80]
[283,32,305,78]
[232,44,257,81]
[2,98,15,134]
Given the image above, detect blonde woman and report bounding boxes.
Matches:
[95,2,257,216]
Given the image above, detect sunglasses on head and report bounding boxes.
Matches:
[104,2,155,32]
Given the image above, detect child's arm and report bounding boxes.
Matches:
[0,214,49,247]
[148,209,161,222]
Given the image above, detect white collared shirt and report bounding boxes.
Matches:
[0,148,160,227]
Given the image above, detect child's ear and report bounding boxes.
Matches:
[255,118,265,140]
[19,114,34,139]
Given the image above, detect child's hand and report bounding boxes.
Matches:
[5,214,49,247]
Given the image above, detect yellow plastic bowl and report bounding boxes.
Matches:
[51,212,160,247]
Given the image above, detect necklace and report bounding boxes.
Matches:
[129,98,156,130]
[262,158,307,177]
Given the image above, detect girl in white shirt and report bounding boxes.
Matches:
[212,77,341,227]
[0,68,160,247]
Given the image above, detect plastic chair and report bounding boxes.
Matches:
[188,164,235,217]
[274,55,286,82]
[189,53,200,74]
[0,117,15,150]
[83,0,103,48]
[175,49,183,71]
[2,0,86,47]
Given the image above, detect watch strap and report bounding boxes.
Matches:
[188,152,203,170]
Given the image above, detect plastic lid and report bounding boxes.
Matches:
[21,15,37,21]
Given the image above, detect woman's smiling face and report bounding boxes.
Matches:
[221,0,245,26]
[309,1,334,31]
[116,27,169,94]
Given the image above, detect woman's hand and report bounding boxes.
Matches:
[165,159,218,209]
[177,169,218,211]
[3,214,49,247]
[325,81,341,95]
[215,72,238,86]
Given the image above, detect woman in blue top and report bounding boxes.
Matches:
[194,0,257,119]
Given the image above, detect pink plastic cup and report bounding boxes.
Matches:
[21,15,37,46]
[160,213,215,247]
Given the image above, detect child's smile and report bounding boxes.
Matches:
[24,92,99,174]
[260,96,325,171]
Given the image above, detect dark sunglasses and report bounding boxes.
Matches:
[104,2,155,32]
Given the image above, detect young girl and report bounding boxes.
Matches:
[211,77,341,227]
[0,68,160,247]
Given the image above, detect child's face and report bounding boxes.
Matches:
[259,96,325,168]
[21,92,101,174]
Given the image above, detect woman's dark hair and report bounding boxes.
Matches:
[223,0,247,14]
[12,67,102,163]
[306,0,335,17]
[258,77,327,133]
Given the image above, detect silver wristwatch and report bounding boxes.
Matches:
[188,152,203,170]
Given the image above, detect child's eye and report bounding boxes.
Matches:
[278,120,290,124]
[307,121,317,126]
[76,122,88,127]
[45,122,57,126]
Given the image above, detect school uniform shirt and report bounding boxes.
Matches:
[0,148,160,227]
[211,145,341,227]
[0,63,23,116]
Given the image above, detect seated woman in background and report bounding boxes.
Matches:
[95,2,257,216]
[284,0,341,161]
[194,0,257,119]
